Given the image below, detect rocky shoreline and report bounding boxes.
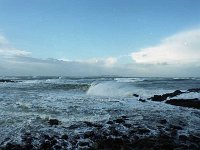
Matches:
[1,88,200,150]
[1,116,200,150]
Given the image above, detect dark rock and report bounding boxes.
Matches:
[187,88,200,93]
[123,123,132,128]
[48,119,60,126]
[133,94,139,97]
[84,131,95,139]
[0,79,15,83]
[78,141,90,147]
[139,99,146,102]
[68,124,80,129]
[40,140,51,149]
[61,134,68,140]
[84,121,103,128]
[138,128,150,134]
[121,115,128,119]
[114,118,125,124]
[150,90,183,101]
[166,99,200,109]
[159,119,167,124]
[53,144,62,149]
[179,135,188,142]
[169,124,183,130]
[106,120,114,124]
[189,143,199,150]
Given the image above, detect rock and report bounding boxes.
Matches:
[48,119,60,125]
[169,124,183,130]
[187,88,200,93]
[138,128,150,134]
[0,79,15,83]
[84,131,95,139]
[84,121,103,128]
[40,140,51,149]
[61,134,68,140]
[123,123,132,128]
[139,99,146,102]
[159,119,167,124]
[179,135,188,142]
[133,94,139,97]
[150,90,183,101]
[166,99,200,109]
[106,120,114,124]
[114,118,125,124]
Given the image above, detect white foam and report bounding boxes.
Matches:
[173,92,200,100]
[86,81,135,97]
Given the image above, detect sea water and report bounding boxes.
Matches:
[0,76,200,144]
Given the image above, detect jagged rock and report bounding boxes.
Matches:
[159,119,167,124]
[133,94,139,97]
[150,90,183,101]
[61,134,68,140]
[187,88,200,93]
[114,118,125,124]
[139,99,146,102]
[106,120,114,124]
[0,79,15,83]
[48,119,60,125]
[166,99,200,109]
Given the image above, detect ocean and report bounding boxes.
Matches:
[0,76,200,148]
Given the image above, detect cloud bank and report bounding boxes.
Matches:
[0,28,200,77]
[131,28,200,65]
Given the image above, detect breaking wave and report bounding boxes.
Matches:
[86,81,136,97]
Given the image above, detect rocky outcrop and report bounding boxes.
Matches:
[166,98,200,109]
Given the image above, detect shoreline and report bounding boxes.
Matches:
[0,88,200,149]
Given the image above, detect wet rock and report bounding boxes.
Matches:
[187,88,200,93]
[114,118,125,124]
[166,99,200,109]
[189,143,199,150]
[121,115,128,119]
[53,144,62,149]
[169,124,183,130]
[159,119,167,124]
[106,120,114,124]
[84,121,103,128]
[133,94,139,97]
[40,140,51,149]
[68,124,80,129]
[138,128,150,134]
[61,134,68,140]
[179,135,188,142]
[123,123,132,128]
[139,98,146,102]
[48,119,60,126]
[84,131,95,139]
[0,79,15,83]
[150,90,183,101]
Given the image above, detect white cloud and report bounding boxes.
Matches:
[131,28,200,64]
[0,31,200,77]
[0,34,31,57]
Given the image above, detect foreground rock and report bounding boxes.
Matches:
[1,116,200,150]
[166,98,200,109]
[149,90,183,101]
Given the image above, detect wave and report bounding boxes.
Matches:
[86,81,136,97]
[114,77,145,83]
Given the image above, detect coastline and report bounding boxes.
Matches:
[1,88,200,150]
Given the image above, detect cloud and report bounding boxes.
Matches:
[0,31,200,77]
[131,28,200,64]
[0,35,31,58]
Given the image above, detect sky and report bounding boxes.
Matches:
[0,0,200,77]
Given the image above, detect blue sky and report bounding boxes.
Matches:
[0,0,200,76]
